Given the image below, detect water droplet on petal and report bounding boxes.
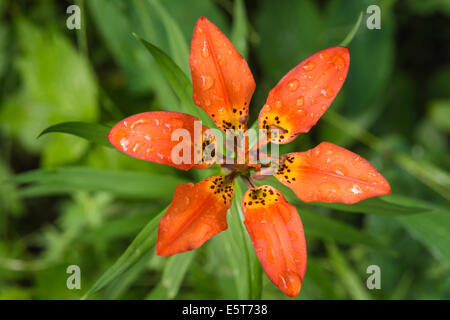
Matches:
[296,109,307,117]
[217,54,226,66]
[201,75,214,90]
[319,182,339,197]
[287,79,300,92]
[202,41,210,58]
[320,51,330,61]
[120,138,129,151]
[168,118,183,129]
[295,96,304,107]
[320,88,334,98]
[334,56,346,70]
[350,184,362,195]
[303,61,316,71]
[130,119,146,129]
[273,100,282,109]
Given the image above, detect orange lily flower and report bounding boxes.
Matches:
[108,17,390,297]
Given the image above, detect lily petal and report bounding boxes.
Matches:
[190,17,255,132]
[275,142,391,204]
[259,46,350,144]
[108,111,214,171]
[242,185,307,297]
[156,176,234,256]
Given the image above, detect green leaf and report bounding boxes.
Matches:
[394,153,450,201]
[339,11,363,47]
[9,167,187,200]
[88,0,181,110]
[305,195,434,216]
[221,179,261,299]
[133,33,214,128]
[231,0,248,58]
[1,19,98,166]
[266,177,433,216]
[148,0,190,77]
[326,242,371,300]
[82,207,167,299]
[39,122,112,148]
[299,209,388,251]
[396,208,450,263]
[429,99,450,132]
[146,251,196,299]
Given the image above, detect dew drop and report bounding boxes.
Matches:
[295,96,304,107]
[334,56,346,70]
[287,79,300,92]
[168,118,184,129]
[303,61,316,71]
[296,108,307,117]
[202,41,210,58]
[130,119,146,129]
[217,54,226,66]
[319,51,330,61]
[319,182,338,197]
[331,164,348,176]
[320,88,334,98]
[273,100,282,109]
[350,184,362,195]
[201,75,214,90]
[120,138,129,151]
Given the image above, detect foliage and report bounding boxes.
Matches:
[0,0,449,300]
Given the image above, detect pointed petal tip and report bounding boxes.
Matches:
[242,185,307,297]
[275,142,391,204]
[280,271,303,297]
[190,15,255,132]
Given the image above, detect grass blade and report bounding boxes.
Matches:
[148,0,190,76]
[299,208,388,251]
[222,179,261,299]
[39,121,112,147]
[82,207,167,299]
[231,0,248,58]
[133,33,214,128]
[146,251,196,299]
[9,167,187,200]
[339,11,363,47]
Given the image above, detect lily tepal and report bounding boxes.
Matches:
[108,17,390,297]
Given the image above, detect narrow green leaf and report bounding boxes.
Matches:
[148,0,190,76]
[9,167,187,199]
[339,11,363,47]
[38,121,112,147]
[304,195,434,216]
[299,209,388,251]
[266,176,432,216]
[222,179,261,299]
[133,33,214,128]
[82,207,167,299]
[326,242,371,300]
[231,0,248,58]
[394,153,450,201]
[396,208,450,263]
[146,251,196,299]
[102,250,154,300]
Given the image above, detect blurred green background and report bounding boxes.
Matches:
[0,0,449,300]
